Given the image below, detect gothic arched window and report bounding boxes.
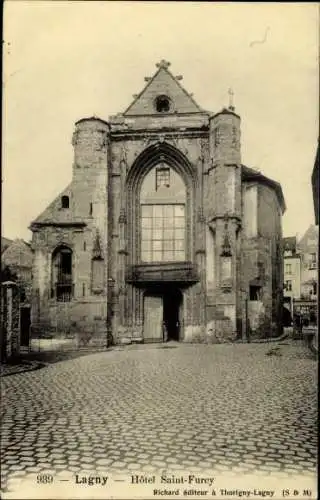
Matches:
[51,246,73,301]
[140,164,186,263]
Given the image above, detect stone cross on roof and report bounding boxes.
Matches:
[156,59,171,69]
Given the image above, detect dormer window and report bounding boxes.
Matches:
[155,95,171,113]
[61,195,69,209]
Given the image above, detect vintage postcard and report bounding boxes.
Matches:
[1,1,318,499]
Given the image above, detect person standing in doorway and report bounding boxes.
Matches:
[163,321,168,342]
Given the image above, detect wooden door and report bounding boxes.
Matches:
[143,295,163,343]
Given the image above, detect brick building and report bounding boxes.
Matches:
[30,60,285,344]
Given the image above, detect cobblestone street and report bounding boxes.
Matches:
[1,341,317,496]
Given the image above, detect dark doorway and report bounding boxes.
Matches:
[163,288,182,341]
[20,306,31,347]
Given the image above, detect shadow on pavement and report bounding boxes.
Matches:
[1,349,108,377]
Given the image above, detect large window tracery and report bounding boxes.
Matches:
[139,163,187,263]
[141,204,185,262]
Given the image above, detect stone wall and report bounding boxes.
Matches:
[240,183,283,338]
[31,118,110,341]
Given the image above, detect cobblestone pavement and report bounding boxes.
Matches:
[1,341,317,494]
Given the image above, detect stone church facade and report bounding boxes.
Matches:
[30,60,285,344]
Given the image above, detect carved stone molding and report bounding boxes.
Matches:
[119,209,127,225]
[208,219,216,234]
[92,229,103,259]
[197,207,205,223]
[200,137,209,160]
[119,145,128,171]
[221,217,232,257]
[195,248,206,255]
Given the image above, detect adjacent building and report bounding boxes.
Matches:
[1,238,33,302]
[283,236,301,316]
[297,225,318,301]
[282,226,318,326]
[30,60,286,344]
[1,238,33,359]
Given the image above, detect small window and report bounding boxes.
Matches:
[61,196,69,209]
[250,285,261,301]
[89,203,93,216]
[285,263,292,275]
[156,167,170,190]
[214,127,221,147]
[284,280,292,292]
[309,253,317,269]
[155,95,171,113]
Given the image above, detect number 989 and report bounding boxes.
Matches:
[37,474,53,484]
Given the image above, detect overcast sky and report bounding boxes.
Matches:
[3,1,319,242]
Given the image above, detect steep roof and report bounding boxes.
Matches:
[124,60,204,116]
[1,237,13,253]
[297,224,318,251]
[242,165,286,213]
[30,183,85,228]
[283,236,297,253]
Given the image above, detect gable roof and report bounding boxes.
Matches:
[30,183,85,228]
[124,60,204,116]
[31,183,72,225]
[297,224,318,250]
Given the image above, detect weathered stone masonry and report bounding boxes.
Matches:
[30,60,286,344]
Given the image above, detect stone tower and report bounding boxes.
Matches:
[206,107,242,335]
